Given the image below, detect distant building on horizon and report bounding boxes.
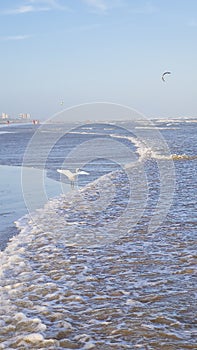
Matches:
[1,112,9,119]
[18,113,31,119]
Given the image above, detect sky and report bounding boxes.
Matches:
[0,0,197,120]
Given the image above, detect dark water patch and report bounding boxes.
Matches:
[0,225,19,251]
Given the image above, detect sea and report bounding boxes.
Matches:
[0,118,196,349]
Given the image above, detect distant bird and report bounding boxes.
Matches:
[57,168,89,188]
[162,71,171,82]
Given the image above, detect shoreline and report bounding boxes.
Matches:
[0,164,70,251]
[0,119,40,126]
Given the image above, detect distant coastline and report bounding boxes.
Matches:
[0,118,40,125]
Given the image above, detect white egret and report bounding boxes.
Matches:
[57,168,89,188]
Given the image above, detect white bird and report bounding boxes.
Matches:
[57,168,89,188]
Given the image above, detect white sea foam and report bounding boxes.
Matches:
[0,131,15,134]
[62,127,194,163]
[110,133,161,161]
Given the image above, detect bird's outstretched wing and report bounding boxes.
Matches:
[57,169,73,179]
[78,170,89,175]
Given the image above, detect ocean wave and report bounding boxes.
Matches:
[115,134,197,161]
[0,131,15,134]
[170,154,197,160]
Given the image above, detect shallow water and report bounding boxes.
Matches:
[0,165,70,250]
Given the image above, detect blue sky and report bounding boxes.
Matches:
[0,0,197,119]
